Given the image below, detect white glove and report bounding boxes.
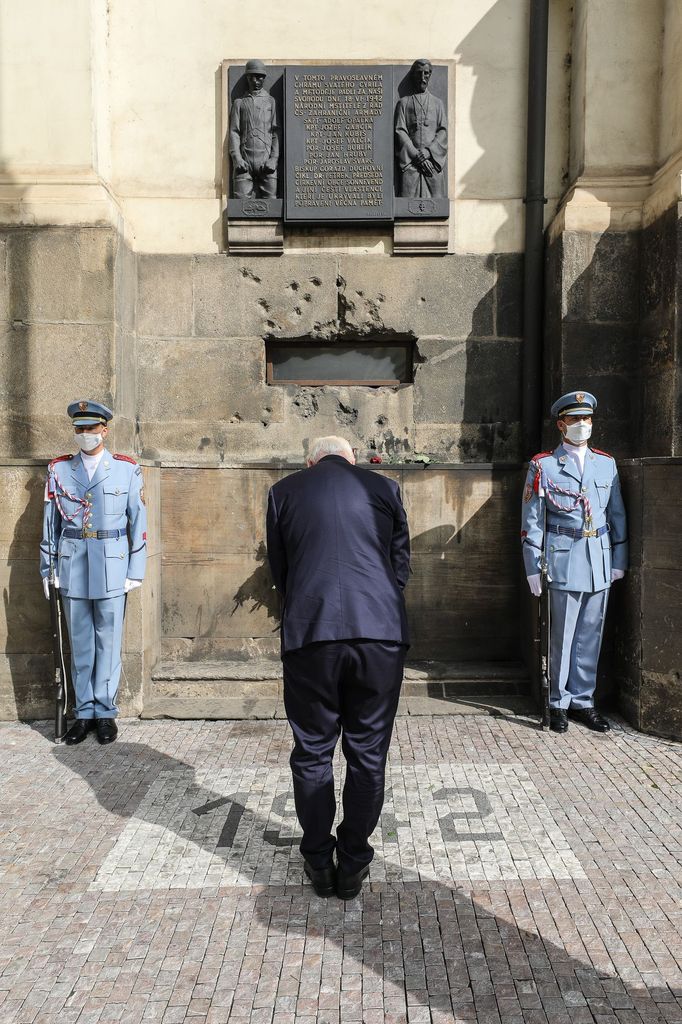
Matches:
[611,568,625,582]
[42,576,59,599]
[124,578,142,594]
[527,573,543,597]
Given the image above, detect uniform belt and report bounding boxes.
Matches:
[547,523,609,540]
[62,528,126,540]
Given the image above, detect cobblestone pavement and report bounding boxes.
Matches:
[1,713,681,1024]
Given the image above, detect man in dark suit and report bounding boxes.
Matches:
[266,435,410,900]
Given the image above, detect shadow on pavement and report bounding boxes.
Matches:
[48,730,680,1024]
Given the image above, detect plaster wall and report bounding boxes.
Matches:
[0,0,93,173]
[659,0,682,166]
[0,0,572,255]
[577,0,661,177]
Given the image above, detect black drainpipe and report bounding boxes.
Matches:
[522,0,550,456]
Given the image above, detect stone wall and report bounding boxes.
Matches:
[0,223,161,721]
[0,221,530,721]
[136,252,523,464]
[0,225,136,458]
[613,460,682,741]
[640,208,682,456]
[160,465,522,667]
[544,204,682,739]
[545,228,641,457]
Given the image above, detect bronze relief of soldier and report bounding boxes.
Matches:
[395,59,448,199]
[229,59,280,198]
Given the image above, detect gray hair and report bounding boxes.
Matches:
[307,435,355,466]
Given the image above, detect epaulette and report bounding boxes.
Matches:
[48,454,73,468]
[591,447,614,459]
[113,453,137,465]
[528,452,552,496]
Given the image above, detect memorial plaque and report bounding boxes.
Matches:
[284,66,394,222]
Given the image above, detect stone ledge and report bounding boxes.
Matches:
[140,694,535,720]
[152,658,528,682]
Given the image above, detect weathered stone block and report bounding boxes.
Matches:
[7,227,115,324]
[0,559,52,654]
[137,336,266,422]
[0,236,8,323]
[562,230,639,324]
[337,254,495,339]
[414,422,521,463]
[617,462,642,570]
[161,468,279,556]
[640,370,675,457]
[0,660,54,721]
[402,468,519,658]
[641,568,682,674]
[162,555,280,640]
[139,377,413,463]
[137,255,193,337]
[0,322,115,410]
[414,338,521,425]
[115,236,137,335]
[640,671,682,741]
[495,253,523,338]
[0,466,44,558]
[641,464,682,570]
[193,255,338,338]
[0,323,115,458]
[561,323,638,376]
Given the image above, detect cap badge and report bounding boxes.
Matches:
[79,401,88,412]
[575,392,585,404]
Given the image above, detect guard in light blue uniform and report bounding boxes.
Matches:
[521,391,628,733]
[40,400,147,744]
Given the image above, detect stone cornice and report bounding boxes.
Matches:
[549,147,682,241]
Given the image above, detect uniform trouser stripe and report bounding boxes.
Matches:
[549,588,609,709]
[62,595,126,719]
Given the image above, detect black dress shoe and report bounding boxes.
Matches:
[569,707,611,732]
[549,708,569,733]
[64,719,94,745]
[96,718,118,744]
[336,865,370,901]
[304,862,337,898]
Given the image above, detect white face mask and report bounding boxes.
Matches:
[563,421,592,445]
[75,432,103,453]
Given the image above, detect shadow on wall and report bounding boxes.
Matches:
[406,469,519,662]
[219,465,521,666]
[544,228,643,710]
[0,40,52,719]
[2,472,69,721]
[50,734,678,1024]
[231,539,281,621]
[546,229,641,460]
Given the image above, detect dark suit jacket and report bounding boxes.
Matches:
[266,455,410,653]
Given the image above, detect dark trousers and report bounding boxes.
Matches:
[282,639,406,874]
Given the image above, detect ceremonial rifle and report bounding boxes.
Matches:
[538,501,551,730]
[46,511,67,743]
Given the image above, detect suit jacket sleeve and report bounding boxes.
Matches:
[390,483,411,590]
[266,487,287,595]
[127,466,147,581]
[606,466,628,572]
